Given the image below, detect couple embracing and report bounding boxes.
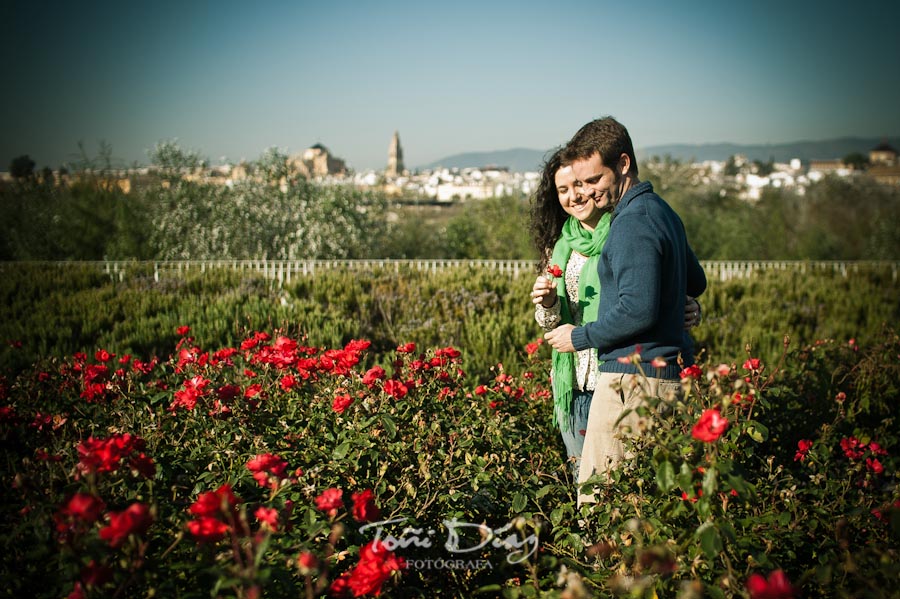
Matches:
[529,117,707,505]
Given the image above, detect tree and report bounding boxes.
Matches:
[723,155,740,177]
[9,155,35,179]
[148,140,205,179]
[842,152,869,171]
[752,159,774,176]
[252,147,302,187]
[68,140,126,175]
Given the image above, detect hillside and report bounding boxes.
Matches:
[414,136,900,172]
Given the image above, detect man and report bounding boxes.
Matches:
[544,116,706,504]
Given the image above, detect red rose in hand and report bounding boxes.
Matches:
[547,264,563,278]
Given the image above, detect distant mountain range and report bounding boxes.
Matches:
[415,148,555,174]
[414,137,900,173]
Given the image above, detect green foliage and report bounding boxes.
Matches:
[843,152,868,171]
[0,177,393,261]
[442,197,533,259]
[659,173,900,261]
[9,154,36,179]
[691,266,900,364]
[0,264,540,382]
[138,179,391,260]
[753,159,774,176]
[575,332,900,598]
[147,139,206,178]
[0,180,153,260]
[1,263,898,384]
[4,150,899,260]
[250,147,304,187]
[0,313,897,597]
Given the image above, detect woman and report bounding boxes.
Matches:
[528,148,700,477]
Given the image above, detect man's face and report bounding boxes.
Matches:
[571,152,626,211]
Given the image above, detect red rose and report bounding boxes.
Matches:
[866,458,884,474]
[297,551,319,574]
[189,484,240,517]
[382,379,409,400]
[187,516,228,544]
[794,439,813,462]
[246,453,289,488]
[94,349,113,363]
[315,488,343,516]
[280,374,298,391]
[841,436,865,460]
[742,358,761,371]
[344,339,371,353]
[77,433,149,476]
[362,366,386,388]
[691,408,729,442]
[254,506,279,531]
[679,364,703,380]
[62,493,106,523]
[746,569,796,599]
[547,264,563,278]
[332,394,354,414]
[328,573,352,597]
[99,502,152,548]
[435,346,461,359]
[346,541,405,597]
[351,489,382,523]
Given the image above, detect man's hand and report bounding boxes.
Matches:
[684,296,702,329]
[544,324,576,352]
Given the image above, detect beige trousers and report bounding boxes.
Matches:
[577,372,681,505]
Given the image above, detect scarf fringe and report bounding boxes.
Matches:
[551,350,574,431]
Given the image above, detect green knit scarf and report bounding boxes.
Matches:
[548,213,611,429]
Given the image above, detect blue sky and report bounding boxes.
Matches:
[3,0,899,171]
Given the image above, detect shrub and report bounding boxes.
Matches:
[1,324,897,597]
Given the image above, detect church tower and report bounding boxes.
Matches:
[386,131,405,178]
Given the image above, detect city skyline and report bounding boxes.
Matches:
[3,0,899,172]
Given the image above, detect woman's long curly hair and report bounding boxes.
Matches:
[528,147,569,272]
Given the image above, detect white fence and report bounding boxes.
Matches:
[22,259,896,284]
[699,260,899,282]
[100,259,535,284]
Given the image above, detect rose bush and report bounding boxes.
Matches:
[1,322,898,596]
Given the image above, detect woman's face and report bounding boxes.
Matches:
[555,165,603,230]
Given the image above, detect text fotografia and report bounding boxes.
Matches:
[404,559,493,571]
[359,517,539,564]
